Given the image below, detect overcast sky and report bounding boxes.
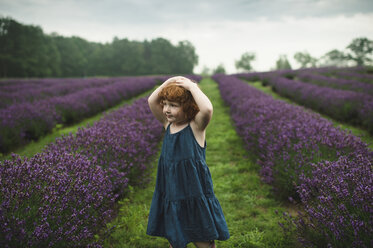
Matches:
[1,0,373,74]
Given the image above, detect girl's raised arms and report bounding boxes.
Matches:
[148,76,213,131]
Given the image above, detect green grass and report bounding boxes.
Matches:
[244,80,373,150]
[101,78,296,248]
[0,87,157,161]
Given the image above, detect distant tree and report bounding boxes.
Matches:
[235,52,255,72]
[147,38,174,74]
[275,54,292,70]
[144,38,197,75]
[294,51,317,68]
[53,35,88,77]
[0,17,200,77]
[110,38,145,76]
[213,63,226,74]
[0,17,17,77]
[0,17,59,77]
[44,35,62,76]
[346,37,373,66]
[320,49,348,67]
[175,40,198,74]
[200,65,211,76]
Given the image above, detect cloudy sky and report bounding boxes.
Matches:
[1,0,373,73]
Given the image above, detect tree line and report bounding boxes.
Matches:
[0,17,198,78]
[205,37,373,74]
[267,37,372,71]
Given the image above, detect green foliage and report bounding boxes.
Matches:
[275,55,292,70]
[0,17,60,77]
[293,51,317,68]
[346,37,373,66]
[235,52,256,72]
[0,17,199,77]
[320,49,348,67]
[176,40,199,74]
[0,126,21,154]
[317,37,373,67]
[212,63,226,74]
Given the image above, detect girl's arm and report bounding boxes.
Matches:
[148,77,179,127]
[174,77,213,131]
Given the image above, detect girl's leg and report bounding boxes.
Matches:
[193,240,215,248]
[169,240,215,248]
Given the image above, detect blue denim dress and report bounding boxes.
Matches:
[146,123,230,248]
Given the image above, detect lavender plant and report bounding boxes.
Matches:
[296,72,373,95]
[323,67,373,84]
[0,151,115,247]
[295,154,373,248]
[0,78,117,109]
[44,98,163,196]
[0,76,159,153]
[237,71,373,134]
[0,96,164,247]
[212,74,373,247]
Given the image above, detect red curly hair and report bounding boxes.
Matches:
[158,83,200,122]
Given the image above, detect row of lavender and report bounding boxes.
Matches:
[212,74,372,248]
[295,70,373,95]
[0,77,119,108]
[276,66,373,86]
[236,69,373,134]
[318,66,373,84]
[0,97,164,247]
[0,76,160,154]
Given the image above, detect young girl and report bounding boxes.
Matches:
[146,76,230,248]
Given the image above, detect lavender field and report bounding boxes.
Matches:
[213,73,372,248]
[0,97,165,247]
[0,71,372,247]
[0,75,202,247]
[0,76,163,154]
[236,66,373,135]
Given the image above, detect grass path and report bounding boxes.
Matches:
[243,80,373,150]
[102,78,296,247]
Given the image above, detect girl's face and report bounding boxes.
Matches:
[162,99,186,125]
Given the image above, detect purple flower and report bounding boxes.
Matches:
[212,73,373,247]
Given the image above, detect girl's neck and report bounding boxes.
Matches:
[171,120,188,127]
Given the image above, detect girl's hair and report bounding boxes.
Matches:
[158,82,200,121]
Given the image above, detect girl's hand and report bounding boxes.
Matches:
[163,76,178,84]
[173,76,196,91]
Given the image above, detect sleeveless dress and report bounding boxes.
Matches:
[146,123,230,248]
